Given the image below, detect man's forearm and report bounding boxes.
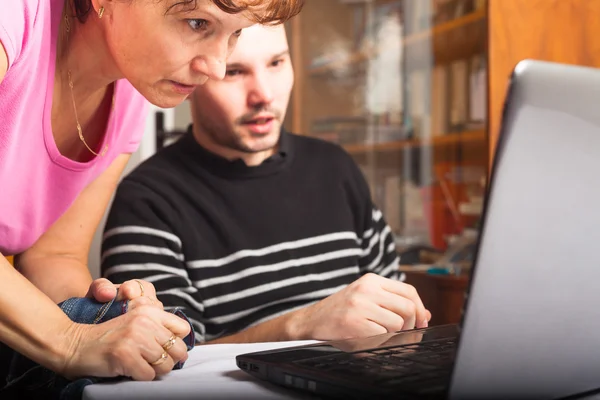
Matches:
[203,308,306,345]
[16,254,93,303]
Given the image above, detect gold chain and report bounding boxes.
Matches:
[64,14,109,157]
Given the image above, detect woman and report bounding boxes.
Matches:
[0,0,302,383]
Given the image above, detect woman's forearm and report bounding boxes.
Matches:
[15,254,93,303]
[0,255,75,373]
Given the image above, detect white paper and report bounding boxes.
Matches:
[83,340,320,400]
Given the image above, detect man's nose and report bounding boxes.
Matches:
[248,73,275,106]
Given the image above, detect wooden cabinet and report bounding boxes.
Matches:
[487,0,600,165]
[404,270,469,326]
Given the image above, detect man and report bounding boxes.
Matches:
[101,24,431,344]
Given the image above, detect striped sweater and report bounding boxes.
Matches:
[101,129,402,343]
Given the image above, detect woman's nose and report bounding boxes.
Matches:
[190,38,230,81]
[191,57,226,81]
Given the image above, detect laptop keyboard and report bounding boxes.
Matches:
[294,338,457,396]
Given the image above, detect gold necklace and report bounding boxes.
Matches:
[64,14,109,157]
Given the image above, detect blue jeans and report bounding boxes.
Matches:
[0,293,195,400]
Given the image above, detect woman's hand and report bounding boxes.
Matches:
[60,303,190,381]
[86,278,161,307]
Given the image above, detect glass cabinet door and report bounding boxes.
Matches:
[286,0,488,251]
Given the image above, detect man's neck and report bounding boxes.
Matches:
[192,128,277,167]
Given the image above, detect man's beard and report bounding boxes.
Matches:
[205,108,283,154]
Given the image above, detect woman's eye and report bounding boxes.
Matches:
[187,19,208,31]
[226,69,242,77]
[233,29,242,37]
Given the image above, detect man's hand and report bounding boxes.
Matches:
[331,329,426,353]
[288,273,431,341]
[86,278,162,307]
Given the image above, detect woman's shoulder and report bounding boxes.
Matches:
[1,0,43,25]
[0,0,51,70]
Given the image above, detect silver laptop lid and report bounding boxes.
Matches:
[450,60,600,399]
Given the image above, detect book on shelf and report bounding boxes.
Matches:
[449,58,469,132]
[383,174,403,234]
[408,68,428,138]
[431,64,449,137]
[468,53,486,125]
[428,53,487,136]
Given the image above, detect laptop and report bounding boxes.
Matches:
[236,59,600,399]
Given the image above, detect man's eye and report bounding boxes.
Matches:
[187,19,208,31]
[271,59,283,67]
[226,69,242,77]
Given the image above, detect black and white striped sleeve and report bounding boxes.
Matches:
[101,180,207,342]
[342,151,403,281]
[357,205,403,281]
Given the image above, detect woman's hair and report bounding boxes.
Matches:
[72,0,304,24]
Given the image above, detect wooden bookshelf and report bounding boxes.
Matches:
[308,9,486,76]
[344,129,486,155]
[289,0,600,246]
[404,9,486,46]
[406,8,486,66]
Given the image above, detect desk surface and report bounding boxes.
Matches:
[82,339,600,400]
[83,341,319,400]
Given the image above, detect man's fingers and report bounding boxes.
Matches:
[380,279,429,328]
[373,293,417,330]
[363,300,407,332]
[425,309,432,323]
[362,319,389,337]
[416,309,431,329]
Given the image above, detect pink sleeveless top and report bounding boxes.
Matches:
[0,0,148,254]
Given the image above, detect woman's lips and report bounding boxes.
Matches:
[170,80,196,95]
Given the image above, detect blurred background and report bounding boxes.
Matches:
[85,0,600,326]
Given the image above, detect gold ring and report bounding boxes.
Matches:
[149,351,168,366]
[162,335,177,351]
[134,279,145,297]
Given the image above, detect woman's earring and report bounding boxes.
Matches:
[98,6,105,19]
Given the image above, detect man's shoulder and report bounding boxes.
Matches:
[120,138,188,191]
[286,131,370,195]
[288,131,353,163]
